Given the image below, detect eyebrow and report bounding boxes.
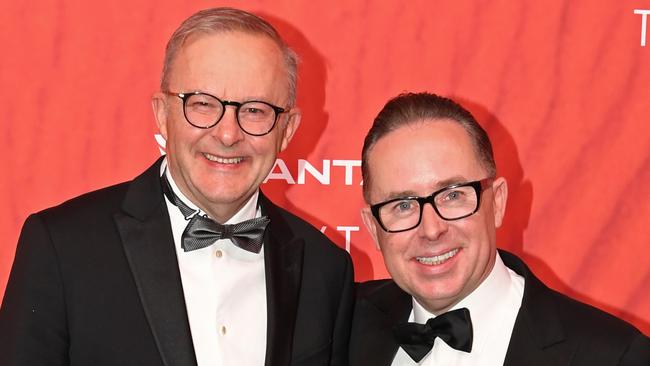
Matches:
[181,90,280,104]
[435,176,470,189]
[380,175,471,201]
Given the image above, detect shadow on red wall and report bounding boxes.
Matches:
[260,13,374,280]
[461,98,649,333]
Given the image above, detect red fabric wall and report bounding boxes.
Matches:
[1,1,649,334]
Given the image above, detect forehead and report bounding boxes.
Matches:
[366,120,485,199]
[168,31,289,101]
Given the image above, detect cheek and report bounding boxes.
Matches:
[474,213,496,242]
[166,121,188,145]
[378,233,411,259]
[379,242,403,275]
[459,220,495,259]
[172,126,207,151]
[250,135,282,160]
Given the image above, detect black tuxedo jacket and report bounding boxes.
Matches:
[349,250,649,365]
[0,158,354,366]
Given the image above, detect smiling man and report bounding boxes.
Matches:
[0,8,353,366]
[350,92,649,365]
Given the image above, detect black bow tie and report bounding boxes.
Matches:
[393,307,473,362]
[161,173,269,253]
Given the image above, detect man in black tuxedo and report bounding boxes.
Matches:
[351,92,649,365]
[0,8,353,366]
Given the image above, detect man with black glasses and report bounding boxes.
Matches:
[0,8,353,366]
[350,92,649,365]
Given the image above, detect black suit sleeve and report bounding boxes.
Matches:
[329,254,354,366]
[619,332,650,366]
[0,214,70,366]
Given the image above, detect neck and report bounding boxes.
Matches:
[202,205,241,224]
[415,297,457,316]
[163,165,256,224]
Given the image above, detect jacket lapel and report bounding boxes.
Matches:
[352,281,411,366]
[114,158,197,366]
[501,250,574,366]
[259,192,304,366]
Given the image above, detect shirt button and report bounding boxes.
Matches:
[221,325,227,335]
[215,250,223,258]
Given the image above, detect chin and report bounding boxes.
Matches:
[417,279,464,301]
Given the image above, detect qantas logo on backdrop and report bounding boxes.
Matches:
[635,9,649,46]
[155,134,363,186]
[264,159,362,185]
[155,134,361,251]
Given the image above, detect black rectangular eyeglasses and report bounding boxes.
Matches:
[369,178,494,233]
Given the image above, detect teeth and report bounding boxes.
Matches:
[416,249,459,265]
[204,153,243,164]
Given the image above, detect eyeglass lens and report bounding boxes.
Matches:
[378,185,479,232]
[183,93,278,135]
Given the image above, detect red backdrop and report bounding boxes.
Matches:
[1,1,649,335]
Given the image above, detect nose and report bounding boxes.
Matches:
[417,203,449,240]
[210,106,245,146]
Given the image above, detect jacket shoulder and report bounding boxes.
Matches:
[33,158,163,224]
[500,250,650,363]
[354,279,412,316]
[552,289,647,342]
[34,181,131,223]
[261,194,350,260]
[503,249,645,341]
[356,279,396,299]
[546,288,650,363]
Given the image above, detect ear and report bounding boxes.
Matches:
[152,92,169,139]
[361,206,382,251]
[491,177,508,228]
[278,107,301,152]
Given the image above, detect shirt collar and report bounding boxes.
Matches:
[413,251,513,324]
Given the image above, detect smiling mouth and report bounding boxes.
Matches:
[416,248,459,265]
[203,153,244,164]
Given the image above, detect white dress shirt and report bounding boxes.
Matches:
[161,160,267,366]
[392,252,525,366]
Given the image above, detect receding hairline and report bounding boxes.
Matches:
[162,28,289,84]
[159,8,299,106]
[362,117,494,202]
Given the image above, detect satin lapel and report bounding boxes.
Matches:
[500,250,572,366]
[259,193,304,366]
[114,159,197,366]
[354,281,411,366]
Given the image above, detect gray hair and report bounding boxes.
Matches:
[160,7,299,106]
